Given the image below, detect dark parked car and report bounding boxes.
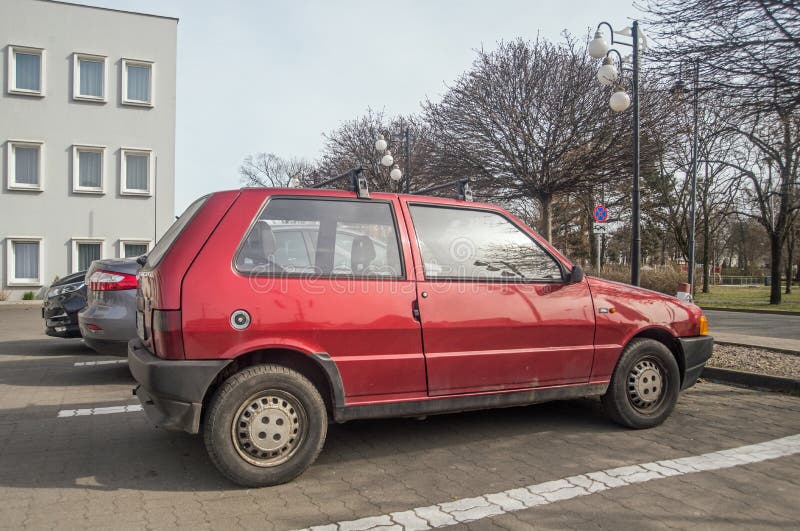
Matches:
[42,271,87,338]
[78,258,139,356]
[130,187,712,487]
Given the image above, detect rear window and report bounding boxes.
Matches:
[235,197,403,278]
[146,195,209,267]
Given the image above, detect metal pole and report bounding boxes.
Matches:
[595,233,601,273]
[404,127,411,193]
[688,59,699,292]
[631,20,641,286]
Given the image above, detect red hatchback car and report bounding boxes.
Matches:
[130,181,712,487]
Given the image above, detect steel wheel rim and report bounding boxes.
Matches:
[627,356,666,412]
[232,390,307,467]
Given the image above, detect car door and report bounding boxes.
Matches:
[403,200,596,396]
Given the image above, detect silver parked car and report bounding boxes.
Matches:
[78,258,140,356]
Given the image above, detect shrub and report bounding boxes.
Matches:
[22,291,35,300]
[587,264,685,296]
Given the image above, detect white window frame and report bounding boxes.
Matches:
[71,238,105,273]
[120,148,153,196]
[7,45,45,96]
[6,237,44,286]
[118,239,153,259]
[71,144,105,194]
[72,53,107,102]
[121,58,154,107]
[6,140,45,191]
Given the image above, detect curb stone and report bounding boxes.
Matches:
[702,366,800,396]
[700,306,800,316]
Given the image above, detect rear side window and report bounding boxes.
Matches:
[235,198,403,278]
[146,195,209,267]
[409,205,563,281]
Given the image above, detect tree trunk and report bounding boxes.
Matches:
[539,195,553,242]
[786,232,794,295]
[769,234,782,305]
[702,222,710,293]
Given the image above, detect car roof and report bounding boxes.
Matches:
[233,187,502,211]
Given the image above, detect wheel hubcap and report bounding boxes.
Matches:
[627,358,664,411]
[232,391,305,467]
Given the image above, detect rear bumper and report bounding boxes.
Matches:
[679,335,714,390]
[84,337,128,356]
[128,338,228,434]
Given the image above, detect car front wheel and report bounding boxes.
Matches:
[601,338,680,429]
[203,364,327,487]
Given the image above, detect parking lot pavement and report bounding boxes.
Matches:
[1,306,799,530]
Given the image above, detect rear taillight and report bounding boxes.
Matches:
[152,309,185,359]
[89,270,138,291]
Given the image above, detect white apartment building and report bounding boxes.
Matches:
[0,0,177,299]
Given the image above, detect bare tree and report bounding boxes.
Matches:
[422,37,631,242]
[239,153,317,188]
[318,109,433,193]
[639,0,800,111]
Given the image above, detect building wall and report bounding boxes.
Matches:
[0,0,177,299]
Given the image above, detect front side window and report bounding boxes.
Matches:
[236,198,403,277]
[72,145,104,192]
[7,141,44,190]
[122,59,153,105]
[409,205,563,281]
[121,148,151,194]
[73,53,106,100]
[7,238,42,285]
[8,46,45,95]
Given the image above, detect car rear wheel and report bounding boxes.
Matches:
[203,364,327,487]
[601,338,680,429]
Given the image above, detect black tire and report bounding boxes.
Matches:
[203,364,327,487]
[601,338,680,429]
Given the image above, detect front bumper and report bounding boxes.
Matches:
[128,338,229,434]
[679,335,714,390]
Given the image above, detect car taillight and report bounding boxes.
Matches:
[152,309,185,359]
[89,270,138,291]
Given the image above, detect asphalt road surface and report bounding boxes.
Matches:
[704,309,800,341]
[1,304,798,530]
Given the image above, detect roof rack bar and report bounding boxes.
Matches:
[311,167,370,199]
[411,178,473,201]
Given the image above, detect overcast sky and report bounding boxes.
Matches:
[80,0,637,213]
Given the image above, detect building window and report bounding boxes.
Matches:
[72,145,105,193]
[121,59,153,106]
[6,140,44,191]
[71,239,104,272]
[120,148,152,195]
[73,53,106,101]
[119,240,152,258]
[7,46,45,96]
[6,237,43,286]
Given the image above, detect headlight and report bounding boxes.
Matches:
[48,283,84,297]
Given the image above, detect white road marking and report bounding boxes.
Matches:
[299,433,800,531]
[57,404,142,417]
[73,359,128,366]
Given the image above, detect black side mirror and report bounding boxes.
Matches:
[136,255,148,266]
[568,264,584,283]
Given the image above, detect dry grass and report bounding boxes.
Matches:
[0,290,10,301]
[588,264,686,296]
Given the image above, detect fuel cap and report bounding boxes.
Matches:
[230,310,251,330]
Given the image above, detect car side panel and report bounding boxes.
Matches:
[587,277,700,382]
[180,191,428,399]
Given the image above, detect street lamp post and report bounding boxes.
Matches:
[589,20,643,286]
[375,126,413,193]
